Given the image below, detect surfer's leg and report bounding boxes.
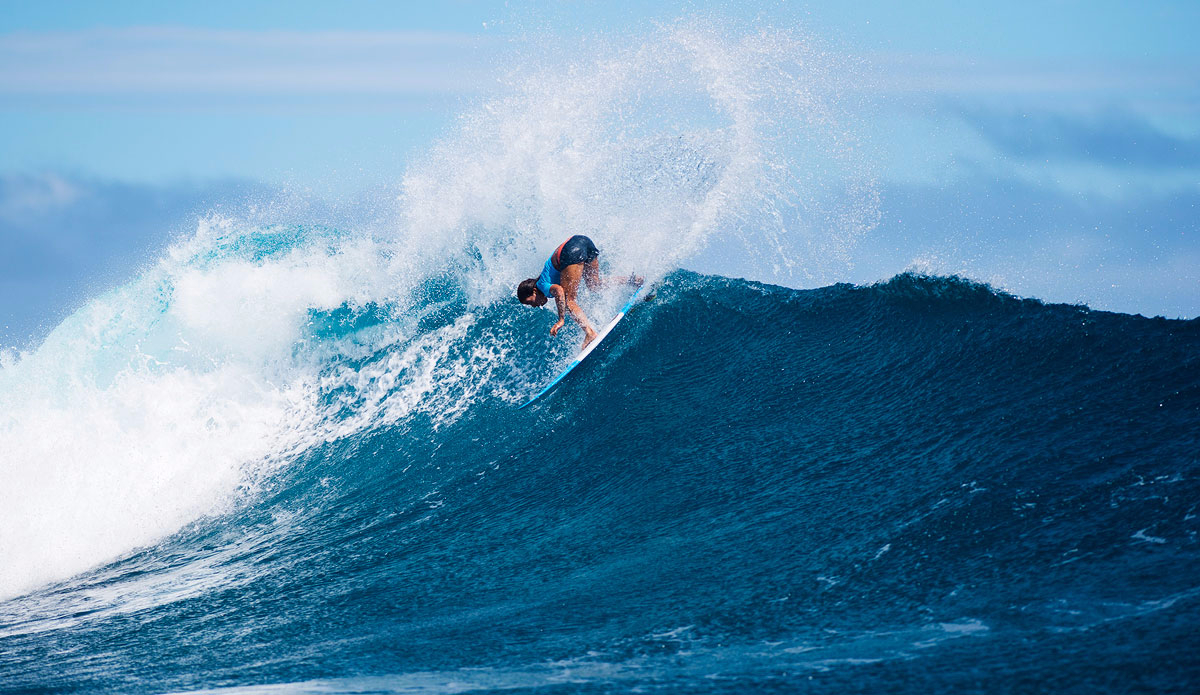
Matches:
[582,258,602,291]
[559,264,598,348]
[561,237,602,291]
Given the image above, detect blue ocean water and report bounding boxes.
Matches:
[2,21,1198,694]
[1,266,1197,694]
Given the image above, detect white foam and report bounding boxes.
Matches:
[0,20,876,601]
[0,214,505,601]
[0,229,347,600]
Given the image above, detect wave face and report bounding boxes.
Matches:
[1,268,1198,694]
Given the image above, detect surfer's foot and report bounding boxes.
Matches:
[582,328,598,349]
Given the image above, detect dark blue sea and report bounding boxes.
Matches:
[1,265,1197,694]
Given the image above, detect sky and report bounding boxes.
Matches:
[1,0,1197,345]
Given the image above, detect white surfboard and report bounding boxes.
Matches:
[518,286,649,409]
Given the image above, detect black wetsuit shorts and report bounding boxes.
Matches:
[551,235,600,270]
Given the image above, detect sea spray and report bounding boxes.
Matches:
[0,21,877,602]
[398,19,878,302]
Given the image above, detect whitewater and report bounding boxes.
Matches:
[2,21,1198,695]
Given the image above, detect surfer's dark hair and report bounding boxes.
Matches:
[517,278,539,303]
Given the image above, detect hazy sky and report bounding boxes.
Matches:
[1,1,1197,344]
[3,1,1196,186]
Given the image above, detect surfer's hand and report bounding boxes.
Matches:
[550,320,565,337]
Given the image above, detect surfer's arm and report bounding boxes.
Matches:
[564,294,598,349]
[550,286,567,336]
[564,297,595,334]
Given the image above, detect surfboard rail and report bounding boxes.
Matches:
[518,286,647,409]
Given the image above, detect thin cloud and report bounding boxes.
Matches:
[957,107,1200,169]
[0,173,274,346]
[0,27,498,98]
[864,52,1199,100]
[859,172,1200,318]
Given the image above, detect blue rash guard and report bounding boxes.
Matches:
[535,257,560,300]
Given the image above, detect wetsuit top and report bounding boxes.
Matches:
[535,257,560,300]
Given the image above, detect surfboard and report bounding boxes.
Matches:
[518,285,649,409]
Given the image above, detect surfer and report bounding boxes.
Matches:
[516,235,638,349]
